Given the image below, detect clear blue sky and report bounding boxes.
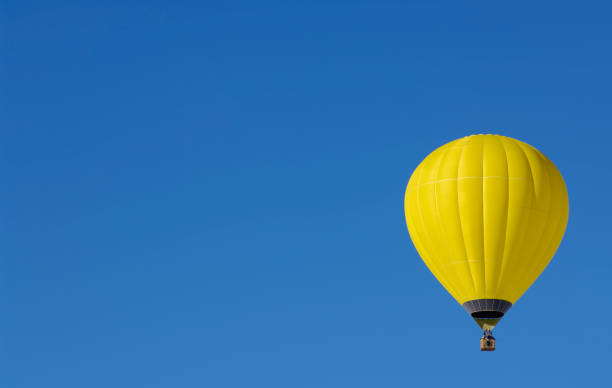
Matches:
[3,1,611,387]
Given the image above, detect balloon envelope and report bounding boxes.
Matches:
[404,134,568,329]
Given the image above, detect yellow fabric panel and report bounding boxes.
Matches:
[404,134,569,305]
[457,136,485,299]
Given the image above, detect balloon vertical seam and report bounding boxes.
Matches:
[455,140,477,301]
[492,136,512,298]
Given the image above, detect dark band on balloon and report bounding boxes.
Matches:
[462,299,512,319]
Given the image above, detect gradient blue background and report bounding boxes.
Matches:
[3,1,611,387]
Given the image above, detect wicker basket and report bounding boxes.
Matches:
[480,336,496,351]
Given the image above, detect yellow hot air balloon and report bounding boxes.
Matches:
[404,134,568,351]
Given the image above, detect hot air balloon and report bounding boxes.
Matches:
[404,134,568,351]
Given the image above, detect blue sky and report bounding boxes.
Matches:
[3,1,612,387]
